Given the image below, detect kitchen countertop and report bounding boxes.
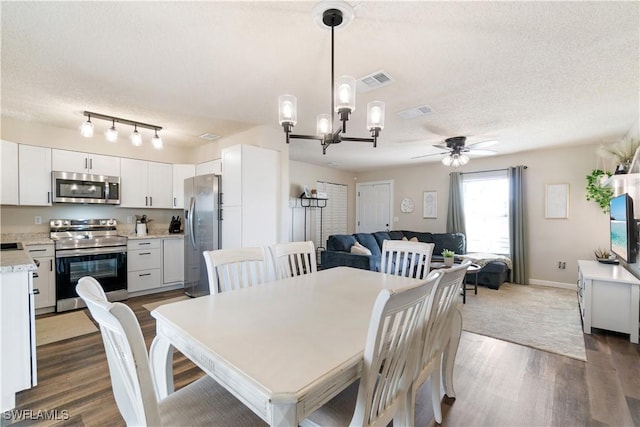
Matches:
[124,232,184,240]
[0,249,37,273]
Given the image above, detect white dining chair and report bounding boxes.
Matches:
[380,239,435,279]
[409,259,472,425]
[303,270,444,427]
[75,276,266,427]
[271,240,317,279]
[203,247,270,294]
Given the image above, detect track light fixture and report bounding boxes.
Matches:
[80,111,163,149]
[278,2,385,155]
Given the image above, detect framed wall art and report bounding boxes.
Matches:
[423,191,437,218]
[545,183,569,219]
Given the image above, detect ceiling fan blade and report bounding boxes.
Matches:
[432,144,449,150]
[411,152,447,160]
[466,139,499,149]
[465,149,497,156]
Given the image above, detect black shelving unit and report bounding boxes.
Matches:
[299,196,328,265]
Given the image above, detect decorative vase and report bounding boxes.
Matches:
[444,257,454,267]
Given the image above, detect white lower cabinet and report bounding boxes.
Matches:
[127,239,162,293]
[26,244,56,309]
[163,238,184,284]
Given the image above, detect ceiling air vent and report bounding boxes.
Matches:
[396,105,434,120]
[199,133,220,141]
[356,70,394,93]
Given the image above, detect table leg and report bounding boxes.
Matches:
[443,306,462,398]
[475,272,478,294]
[149,336,174,400]
[270,395,298,427]
[462,276,466,304]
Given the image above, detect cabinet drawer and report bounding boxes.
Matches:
[128,248,161,271]
[128,269,161,292]
[127,239,161,250]
[26,244,55,257]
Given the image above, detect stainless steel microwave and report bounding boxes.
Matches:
[52,171,120,204]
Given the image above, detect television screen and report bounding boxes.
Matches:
[610,193,638,264]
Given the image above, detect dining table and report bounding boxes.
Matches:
[150,266,462,427]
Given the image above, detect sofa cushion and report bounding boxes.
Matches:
[431,233,466,256]
[353,233,382,257]
[350,241,372,255]
[388,230,406,240]
[327,234,357,252]
[372,231,391,248]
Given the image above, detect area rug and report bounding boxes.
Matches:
[142,295,190,312]
[460,283,587,361]
[36,311,98,346]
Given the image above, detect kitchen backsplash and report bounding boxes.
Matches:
[0,205,183,234]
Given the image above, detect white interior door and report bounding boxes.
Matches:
[356,181,393,233]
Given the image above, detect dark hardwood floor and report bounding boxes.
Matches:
[3,289,639,427]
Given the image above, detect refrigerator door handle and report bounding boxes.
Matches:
[188,196,197,250]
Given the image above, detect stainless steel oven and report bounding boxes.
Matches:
[51,219,127,312]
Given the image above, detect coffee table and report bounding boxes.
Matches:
[431,262,481,303]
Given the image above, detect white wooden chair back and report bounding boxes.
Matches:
[76,276,161,426]
[271,241,317,279]
[350,271,443,427]
[380,239,435,279]
[203,247,269,294]
[411,259,472,424]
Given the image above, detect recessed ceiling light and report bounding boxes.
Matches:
[396,105,434,120]
[199,133,220,141]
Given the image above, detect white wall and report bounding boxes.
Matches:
[356,143,610,287]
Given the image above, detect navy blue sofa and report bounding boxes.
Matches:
[320,230,509,289]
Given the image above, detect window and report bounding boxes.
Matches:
[462,170,510,254]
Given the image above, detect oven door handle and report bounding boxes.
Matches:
[55,247,127,258]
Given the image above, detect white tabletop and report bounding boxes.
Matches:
[150,266,455,426]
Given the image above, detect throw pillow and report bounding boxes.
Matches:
[410,237,418,242]
[402,236,408,241]
[350,241,372,256]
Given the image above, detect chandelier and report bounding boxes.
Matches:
[80,111,164,150]
[278,2,385,155]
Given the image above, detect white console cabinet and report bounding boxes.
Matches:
[577,260,640,343]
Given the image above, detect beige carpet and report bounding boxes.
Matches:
[461,283,587,361]
[36,311,98,346]
[142,295,190,312]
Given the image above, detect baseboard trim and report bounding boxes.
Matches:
[528,279,576,290]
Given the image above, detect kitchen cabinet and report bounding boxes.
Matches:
[1,270,36,411]
[127,239,162,293]
[172,164,196,209]
[26,244,56,310]
[1,140,19,205]
[18,144,52,206]
[196,159,222,176]
[577,260,640,343]
[120,158,173,208]
[163,237,184,284]
[51,149,120,176]
[221,144,279,248]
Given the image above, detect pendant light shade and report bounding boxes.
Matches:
[316,114,331,136]
[152,129,163,150]
[367,101,385,131]
[278,95,297,126]
[80,115,94,138]
[105,119,118,143]
[334,75,356,113]
[131,125,142,147]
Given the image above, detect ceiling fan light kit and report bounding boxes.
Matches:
[413,135,498,167]
[278,1,385,155]
[79,111,163,150]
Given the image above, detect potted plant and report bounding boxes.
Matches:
[442,249,455,267]
[585,169,613,214]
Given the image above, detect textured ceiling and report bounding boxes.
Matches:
[2,1,638,171]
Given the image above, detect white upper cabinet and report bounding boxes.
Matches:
[120,158,172,208]
[196,159,222,176]
[172,164,195,209]
[1,140,19,205]
[18,144,52,206]
[52,149,120,176]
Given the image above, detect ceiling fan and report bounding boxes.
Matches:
[411,136,498,166]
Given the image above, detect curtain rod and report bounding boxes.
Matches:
[450,165,528,175]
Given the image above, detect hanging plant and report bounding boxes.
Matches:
[585,169,613,213]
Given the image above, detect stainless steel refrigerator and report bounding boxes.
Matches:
[184,174,221,297]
